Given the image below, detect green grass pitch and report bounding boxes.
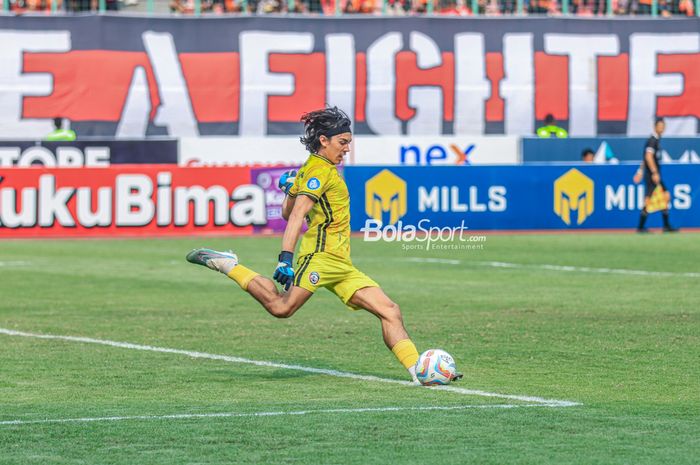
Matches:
[1,233,698,464]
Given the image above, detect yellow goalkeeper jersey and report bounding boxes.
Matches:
[289,153,351,261]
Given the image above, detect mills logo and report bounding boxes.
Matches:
[554,169,594,225]
[365,169,407,225]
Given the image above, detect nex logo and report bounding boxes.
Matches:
[399,144,475,165]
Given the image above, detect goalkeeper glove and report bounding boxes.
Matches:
[273,251,295,291]
[278,170,297,195]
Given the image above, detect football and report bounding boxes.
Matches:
[415,349,457,386]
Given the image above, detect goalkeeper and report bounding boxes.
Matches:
[187,107,444,384]
[633,117,678,233]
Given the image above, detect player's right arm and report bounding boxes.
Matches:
[282,195,314,253]
[281,195,295,221]
[273,195,315,290]
[633,161,645,184]
[645,148,660,185]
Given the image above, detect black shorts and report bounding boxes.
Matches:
[645,177,667,197]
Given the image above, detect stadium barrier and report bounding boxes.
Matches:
[522,137,700,163]
[2,163,698,237]
[2,16,700,140]
[0,140,177,167]
[345,164,700,231]
[0,165,270,238]
[179,136,519,166]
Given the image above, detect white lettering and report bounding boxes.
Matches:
[673,184,691,209]
[628,34,700,136]
[418,186,439,212]
[0,185,37,228]
[502,34,534,136]
[143,32,199,137]
[116,174,154,226]
[450,186,467,212]
[38,175,75,227]
[0,31,71,137]
[545,34,619,136]
[606,185,626,210]
[231,185,266,226]
[454,33,489,135]
[488,186,507,212]
[366,32,403,135]
[407,32,443,135]
[174,185,230,226]
[76,187,112,227]
[239,32,314,136]
[469,186,486,212]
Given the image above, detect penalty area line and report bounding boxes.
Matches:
[0,327,580,408]
[0,404,551,427]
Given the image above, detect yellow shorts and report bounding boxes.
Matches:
[293,253,378,310]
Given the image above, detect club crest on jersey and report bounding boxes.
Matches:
[309,272,320,285]
[307,177,321,190]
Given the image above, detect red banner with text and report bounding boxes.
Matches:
[2,16,700,138]
[0,166,267,238]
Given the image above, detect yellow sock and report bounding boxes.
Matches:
[227,265,259,291]
[391,339,419,369]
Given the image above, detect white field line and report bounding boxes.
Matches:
[0,404,551,427]
[0,261,31,267]
[0,328,579,407]
[405,257,700,278]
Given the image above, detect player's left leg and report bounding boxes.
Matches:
[186,248,313,318]
[348,286,420,382]
[661,184,678,232]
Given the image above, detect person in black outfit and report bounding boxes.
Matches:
[633,117,678,233]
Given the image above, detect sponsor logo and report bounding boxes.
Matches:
[306,177,321,190]
[365,169,407,225]
[554,169,594,225]
[309,271,320,285]
[400,144,474,165]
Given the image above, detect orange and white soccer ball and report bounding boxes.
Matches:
[415,349,457,386]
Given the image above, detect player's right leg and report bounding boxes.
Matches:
[347,286,422,382]
[186,248,312,318]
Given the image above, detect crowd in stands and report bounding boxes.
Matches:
[6,0,696,15]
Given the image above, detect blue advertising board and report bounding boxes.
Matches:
[345,165,699,231]
[522,137,700,163]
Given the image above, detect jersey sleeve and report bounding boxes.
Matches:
[289,165,332,202]
[644,137,658,155]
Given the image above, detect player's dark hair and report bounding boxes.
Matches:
[545,114,554,125]
[53,117,63,130]
[300,106,352,153]
[655,117,665,125]
[581,148,595,159]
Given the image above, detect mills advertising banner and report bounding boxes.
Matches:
[345,165,700,231]
[2,16,700,139]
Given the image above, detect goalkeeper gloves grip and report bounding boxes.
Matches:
[273,251,295,291]
[278,170,297,195]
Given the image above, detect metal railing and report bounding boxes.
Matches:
[1,0,698,16]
